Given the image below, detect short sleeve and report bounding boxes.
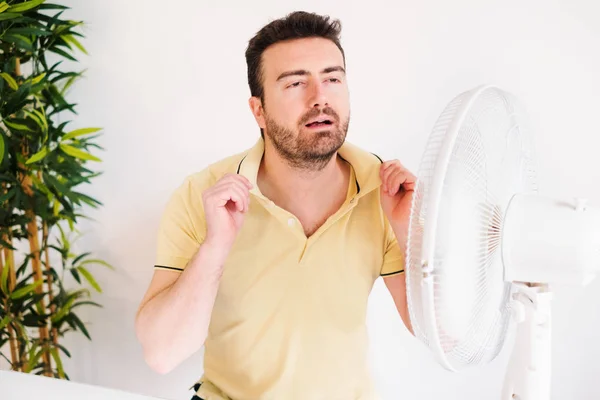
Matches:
[380,218,405,277]
[154,178,206,272]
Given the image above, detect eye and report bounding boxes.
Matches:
[287,81,303,89]
[328,77,341,83]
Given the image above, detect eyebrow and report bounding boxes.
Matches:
[276,66,346,81]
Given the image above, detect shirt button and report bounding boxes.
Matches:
[287,218,295,226]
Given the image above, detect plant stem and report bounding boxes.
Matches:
[39,180,58,346]
[2,240,20,371]
[6,319,20,371]
[14,53,52,375]
[1,181,19,371]
[23,194,53,376]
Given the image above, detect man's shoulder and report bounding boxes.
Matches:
[180,147,251,192]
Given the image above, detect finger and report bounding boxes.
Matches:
[224,179,251,211]
[402,171,417,192]
[208,185,247,212]
[403,177,416,192]
[390,169,408,195]
[217,173,253,190]
[403,181,416,192]
[380,161,397,178]
[384,168,401,194]
[205,186,239,210]
[226,185,247,213]
[234,174,254,190]
[382,164,399,193]
[225,184,250,212]
[212,179,251,211]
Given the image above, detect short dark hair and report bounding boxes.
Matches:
[245,11,345,101]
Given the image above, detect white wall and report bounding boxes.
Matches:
[15,0,599,399]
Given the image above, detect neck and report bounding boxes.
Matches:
[258,141,349,210]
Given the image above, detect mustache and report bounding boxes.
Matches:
[299,106,339,126]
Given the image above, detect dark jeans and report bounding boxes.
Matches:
[190,383,204,400]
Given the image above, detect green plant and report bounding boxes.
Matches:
[0,0,112,379]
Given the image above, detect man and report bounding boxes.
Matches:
[135,11,415,400]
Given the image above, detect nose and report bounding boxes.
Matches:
[308,81,328,108]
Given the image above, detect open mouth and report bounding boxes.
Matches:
[305,119,334,128]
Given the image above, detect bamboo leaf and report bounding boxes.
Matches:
[50,70,82,83]
[0,72,18,90]
[62,127,102,141]
[0,133,4,165]
[26,341,39,364]
[7,0,46,13]
[70,267,81,283]
[0,260,9,294]
[24,110,45,132]
[59,143,101,162]
[21,292,46,312]
[48,46,77,62]
[55,343,71,358]
[72,191,103,208]
[44,173,70,197]
[24,348,44,373]
[38,4,69,10]
[30,72,47,85]
[22,312,45,327]
[28,109,48,137]
[2,34,33,51]
[0,315,10,330]
[60,73,80,95]
[56,223,69,250]
[10,280,43,299]
[62,35,88,55]
[25,147,49,164]
[50,347,65,378]
[77,266,101,292]
[50,296,76,323]
[53,198,61,216]
[7,26,51,36]
[0,12,19,21]
[80,258,114,270]
[46,83,71,109]
[4,120,34,132]
[71,252,92,265]
[69,313,91,340]
[0,2,9,13]
[30,174,51,197]
[72,300,101,309]
[66,288,91,301]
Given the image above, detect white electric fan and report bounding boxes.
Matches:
[405,84,600,400]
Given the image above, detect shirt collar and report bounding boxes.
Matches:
[237,137,383,200]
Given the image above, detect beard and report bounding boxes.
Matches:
[264,106,350,172]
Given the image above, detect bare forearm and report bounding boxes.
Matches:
[135,243,228,373]
[389,222,414,335]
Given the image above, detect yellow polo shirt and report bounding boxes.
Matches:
[154,137,404,400]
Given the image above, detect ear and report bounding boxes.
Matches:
[248,96,266,129]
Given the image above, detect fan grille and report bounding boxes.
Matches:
[406,86,537,370]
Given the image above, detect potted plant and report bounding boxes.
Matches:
[0,0,111,379]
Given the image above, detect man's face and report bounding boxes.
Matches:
[252,37,350,170]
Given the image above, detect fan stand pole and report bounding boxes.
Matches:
[501,283,553,400]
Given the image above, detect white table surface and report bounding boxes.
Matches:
[0,370,167,400]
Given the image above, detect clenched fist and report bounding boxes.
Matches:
[380,159,416,243]
[202,173,253,251]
